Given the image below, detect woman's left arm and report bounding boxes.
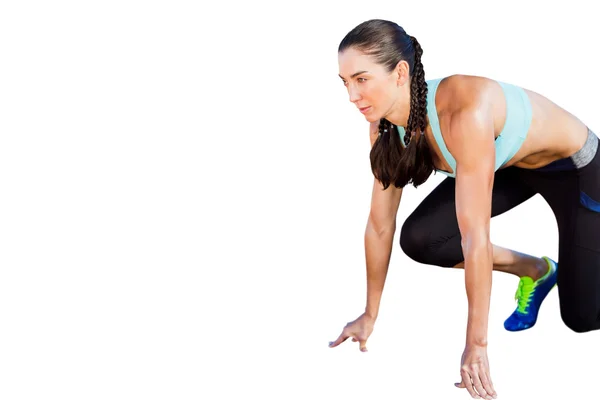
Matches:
[452,108,495,345]
[448,107,498,399]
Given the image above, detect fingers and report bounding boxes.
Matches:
[328,331,349,348]
[357,337,368,352]
[459,368,480,399]
[472,372,491,400]
[472,365,496,400]
[329,331,368,352]
[480,370,497,399]
[352,335,367,352]
[350,336,368,351]
[456,367,497,400]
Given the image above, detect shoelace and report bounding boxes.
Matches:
[514,278,535,315]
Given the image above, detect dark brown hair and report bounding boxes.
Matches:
[338,19,435,189]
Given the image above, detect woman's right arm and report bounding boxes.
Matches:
[328,122,403,351]
[364,122,403,319]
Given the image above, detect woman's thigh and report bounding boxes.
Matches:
[400,167,537,267]
[532,149,600,333]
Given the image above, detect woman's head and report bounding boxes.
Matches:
[338,19,434,189]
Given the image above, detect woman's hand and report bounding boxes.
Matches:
[455,343,497,399]
[328,313,375,352]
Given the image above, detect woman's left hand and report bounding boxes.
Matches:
[455,343,497,399]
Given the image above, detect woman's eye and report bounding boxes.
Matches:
[358,78,366,82]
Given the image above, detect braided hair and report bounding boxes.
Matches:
[339,20,435,189]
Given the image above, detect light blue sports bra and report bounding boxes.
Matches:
[396,78,533,178]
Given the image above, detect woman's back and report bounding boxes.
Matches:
[430,74,589,173]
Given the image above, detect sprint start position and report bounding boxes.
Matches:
[329,19,600,399]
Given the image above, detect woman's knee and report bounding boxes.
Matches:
[399,218,429,263]
[560,304,600,333]
[399,216,462,267]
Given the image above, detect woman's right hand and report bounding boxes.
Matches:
[328,313,375,352]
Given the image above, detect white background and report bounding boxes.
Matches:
[1,0,599,399]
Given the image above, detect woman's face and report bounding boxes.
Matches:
[338,47,401,123]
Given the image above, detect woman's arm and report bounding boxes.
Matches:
[364,122,403,319]
[364,178,402,319]
[448,108,496,346]
[328,123,403,352]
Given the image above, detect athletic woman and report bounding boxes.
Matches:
[329,19,600,400]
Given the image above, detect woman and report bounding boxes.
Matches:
[329,19,600,399]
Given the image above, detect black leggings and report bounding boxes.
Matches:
[400,132,600,333]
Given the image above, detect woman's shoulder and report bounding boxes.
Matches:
[433,75,500,147]
[434,74,498,112]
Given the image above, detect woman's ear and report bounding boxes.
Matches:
[395,60,410,86]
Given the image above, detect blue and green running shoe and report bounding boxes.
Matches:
[504,256,558,332]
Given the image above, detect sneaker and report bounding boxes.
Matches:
[503,256,558,332]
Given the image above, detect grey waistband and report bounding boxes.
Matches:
[571,128,598,169]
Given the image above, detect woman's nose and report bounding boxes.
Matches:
[348,86,361,103]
